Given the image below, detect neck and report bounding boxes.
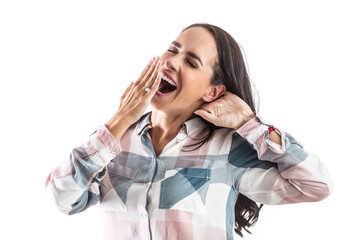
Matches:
[149,109,196,140]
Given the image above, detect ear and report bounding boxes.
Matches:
[202,84,226,102]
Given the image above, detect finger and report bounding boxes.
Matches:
[135,59,160,96]
[139,57,155,79]
[120,81,134,104]
[146,60,161,89]
[121,81,134,98]
[137,57,159,88]
[194,109,215,123]
[141,57,160,87]
[197,103,213,112]
[134,57,156,86]
[145,70,162,97]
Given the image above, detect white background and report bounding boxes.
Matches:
[1,0,359,239]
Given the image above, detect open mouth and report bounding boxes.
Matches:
[157,73,177,95]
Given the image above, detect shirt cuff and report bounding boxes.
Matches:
[236,115,264,138]
[236,114,286,155]
[84,124,121,166]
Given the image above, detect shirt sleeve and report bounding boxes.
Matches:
[45,124,121,214]
[231,114,334,205]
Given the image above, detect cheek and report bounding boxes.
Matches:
[181,76,210,97]
[188,72,210,88]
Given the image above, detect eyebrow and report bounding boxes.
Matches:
[171,41,203,66]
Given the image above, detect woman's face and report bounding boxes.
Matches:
[150,27,219,114]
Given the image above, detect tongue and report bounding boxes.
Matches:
[158,79,176,94]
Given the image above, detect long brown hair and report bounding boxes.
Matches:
[182,23,262,237]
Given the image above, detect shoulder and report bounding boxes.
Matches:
[206,127,244,154]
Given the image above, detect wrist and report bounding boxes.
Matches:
[105,112,132,141]
[234,112,256,130]
[244,112,256,122]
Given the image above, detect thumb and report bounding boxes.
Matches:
[194,110,215,123]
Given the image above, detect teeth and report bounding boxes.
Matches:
[161,73,176,87]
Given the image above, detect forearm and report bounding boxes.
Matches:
[46,125,121,214]
[234,114,333,204]
[105,111,132,141]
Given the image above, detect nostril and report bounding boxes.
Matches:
[165,59,178,72]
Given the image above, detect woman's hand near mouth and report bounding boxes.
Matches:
[105,57,162,141]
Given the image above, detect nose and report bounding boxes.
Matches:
[163,55,179,72]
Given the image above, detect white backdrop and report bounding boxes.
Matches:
[1,0,359,239]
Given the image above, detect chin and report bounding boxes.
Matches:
[149,98,166,111]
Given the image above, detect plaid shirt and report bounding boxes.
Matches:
[46,112,333,240]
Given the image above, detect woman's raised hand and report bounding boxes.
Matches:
[105,57,161,140]
[194,92,255,130]
[116,56,161,124]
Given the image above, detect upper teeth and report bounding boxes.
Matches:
[161,73,176,86]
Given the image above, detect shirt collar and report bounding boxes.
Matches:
[135,111,206,136]
[183,115,206,136]
[136,112,153,135]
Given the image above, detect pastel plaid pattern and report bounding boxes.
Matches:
[46,112,333,240]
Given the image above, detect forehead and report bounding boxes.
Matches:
[175,27,218,66]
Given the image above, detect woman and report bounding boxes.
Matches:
[46,23,333,239]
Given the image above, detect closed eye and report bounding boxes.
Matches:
[186,59,196,68]
[167,49,197,68]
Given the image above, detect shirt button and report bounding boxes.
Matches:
[110,151,116,156]
[141,213,147,217]
[176,138,181,143]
